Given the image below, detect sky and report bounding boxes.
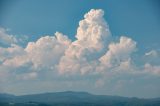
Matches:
[0,0,160,98]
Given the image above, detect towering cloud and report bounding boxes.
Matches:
[58,9,111,74]
[0,9,159,96]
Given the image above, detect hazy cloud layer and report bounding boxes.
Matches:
[0,9,160,97]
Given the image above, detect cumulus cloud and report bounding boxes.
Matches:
[144,63,160,76]
[99,36,136,70]
[25,32,71,70]
[0,9,160,95]
[0,28,28,47]
[0,28,18,46]
[0,44,24,63]
[58,9,111,74]
[1,32,71,71]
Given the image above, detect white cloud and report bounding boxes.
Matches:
[76,9,111,48]
[0,9,159,79]
[0,28,28,47]
[144,63,160,76]
[58,9,111,74]
[0,28,18,46]
[0,44,25,64]
[144,50,160,65]
[1,9,159,79]
[99,36,136,70]
[2,32,71,71]
[25,32,71,70]
[145,50,158,57]
[0,9,160,96]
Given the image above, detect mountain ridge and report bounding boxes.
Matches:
[0,91,160,106]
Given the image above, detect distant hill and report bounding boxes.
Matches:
[0,91,160,106]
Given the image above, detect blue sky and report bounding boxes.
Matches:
[0,0,160,49]
[0,0,160,98]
